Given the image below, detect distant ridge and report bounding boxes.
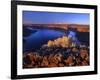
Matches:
[23,24,89,32]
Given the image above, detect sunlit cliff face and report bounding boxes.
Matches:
[47,36,72,48]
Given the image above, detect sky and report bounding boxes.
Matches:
[23,11,90,25]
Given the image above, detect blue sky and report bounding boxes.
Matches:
[23,11,90,25]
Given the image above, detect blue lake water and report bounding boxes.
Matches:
[23,28,66,52]
[23,27,89,52]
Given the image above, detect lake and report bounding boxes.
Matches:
[23,27,89,52]
[23,28,66,52]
